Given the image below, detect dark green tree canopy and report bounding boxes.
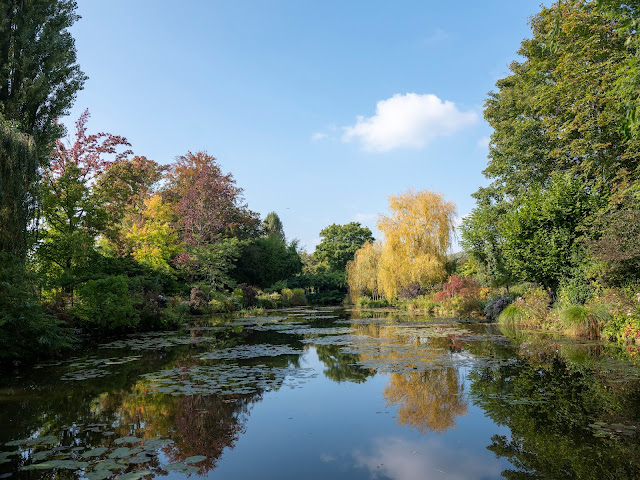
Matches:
[233,236,302,289]
[314,222,374,273]
[263,211,285,241]
[0,0,86,152]
[463,0,640,292]
[481,0,640,200]
[0,116,38,257]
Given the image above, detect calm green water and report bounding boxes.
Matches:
[1,308,640,480]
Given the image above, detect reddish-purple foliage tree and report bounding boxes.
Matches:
[49,109,132,181]
[165,151,260,249]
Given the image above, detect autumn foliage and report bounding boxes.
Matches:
[348,188,456,301]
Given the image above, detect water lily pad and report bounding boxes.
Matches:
[108,447,136,459]
[81,447,108,458]
[85,470,112,480]
[114,437,143,445]
[31,450,53,461]
[199,344,301,360]
[116,470,152,479]
[184,455,207,464]
[21,459,88,470]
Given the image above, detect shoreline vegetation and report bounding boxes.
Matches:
[2,0,640,366]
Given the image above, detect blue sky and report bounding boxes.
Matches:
[65,1,546,251]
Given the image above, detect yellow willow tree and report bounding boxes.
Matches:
[347,241,382,300]
[377,189,456,299]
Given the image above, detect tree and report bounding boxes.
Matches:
[233,236,302,288]
[0,0,86,149]
[0,116,39,258]
[263,211,285,241]
[314,222,374,273]
[36,111,131,298]
[463,0,640,294]
[500,173,599,292]
[165,151,260,247]
[588,179,640,286]
[377,189,456,299]
[460,200,514,289]
[123,195,182,276]
[0,252,71,361]
[347,241,382,300]
[95,155,165,252]
[0,0,86,261]
[481,0,640,200]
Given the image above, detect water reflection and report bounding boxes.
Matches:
[315,344,374,384]
[353,437,503,480]
[469,356,640,479]
[1,310,640,480]
[384,368,467,433]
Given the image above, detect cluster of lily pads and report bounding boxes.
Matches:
[198,343,302,360]
[140,364,318,396]
[1,426,208,480]
[588,421,638,439]
[99,332,218,351]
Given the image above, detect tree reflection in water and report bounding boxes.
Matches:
[117,388,258,475]
[384,367,467,433]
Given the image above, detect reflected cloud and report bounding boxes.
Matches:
[354,437,502,480]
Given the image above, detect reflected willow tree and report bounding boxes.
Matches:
[469,358,640,479]
[384,367,467,433]
[347,321,468,433]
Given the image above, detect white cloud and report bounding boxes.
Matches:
[353,437,502,480]
[311,132,328,141]
[477,136,490,149]
[342,93,478,153]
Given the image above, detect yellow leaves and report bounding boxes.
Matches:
[348,189,456,300]
[347,241,382,300]
[124,195,182,275]
[379,189,456,299]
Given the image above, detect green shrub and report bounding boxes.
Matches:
[435,295,483,319]
[355,296,389,308]
[603,312,640,343]
[74,276,140,332]
[257,292,283,309]
[499,288,550,327]
[0,254,73,362]
[307,290,346,305]
[280,287,307,306]
[558,277,596,305]
[406,295,436,314]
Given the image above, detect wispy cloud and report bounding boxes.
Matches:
[311,132,328,141]
[342,93,478,153]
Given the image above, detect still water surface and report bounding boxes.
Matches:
[1,308,640,480]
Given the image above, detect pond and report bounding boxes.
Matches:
[1,308,640,480]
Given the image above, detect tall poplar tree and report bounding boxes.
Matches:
[0,0,86,258]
